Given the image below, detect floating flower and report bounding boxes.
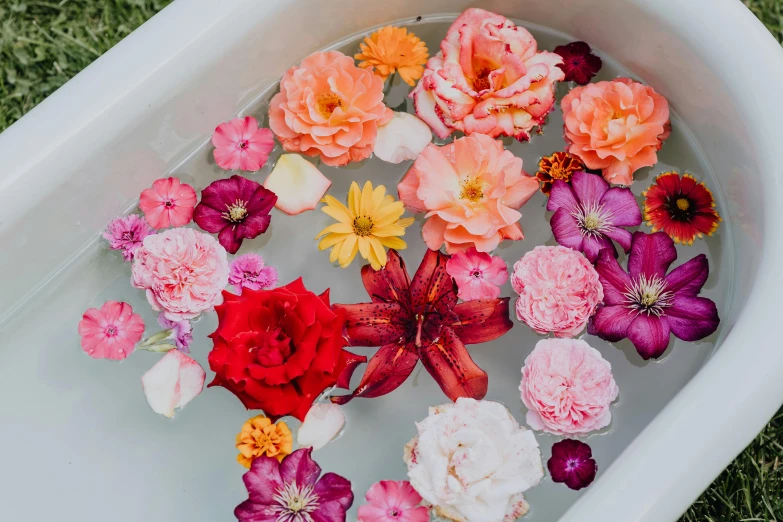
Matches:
[297,402,345,451]
[373,112,432,164]
[235,415,293,467]
[411,8,564,140]
[404,398,543,522]
[78,301,144,360]
[511,246,603,338]
[358,480,429,522]
[588,232,720,359]
[103,214,154,261]
[138,177,197,229]
[212,116,275,172]
[131,228,229,321]
[562,78,671,186]
[446,247,508,301]
[547,170,642,262]
[548,439,597,491]
[263,154,332,215]
[316,181,414,270]
[643,171,722,245]
[355,25,429,86]
[235,448,354,522]
[332,249,513,404]
[192,175,277,254]
[228,253,278,294]
[398,134,538,253]
[156,313,193,353]
[520,338,619,435]
[553,41,603,85]
[141,349,205,418]
[268,50,392,167]
[536,151,585,195]
[207,279,366,421]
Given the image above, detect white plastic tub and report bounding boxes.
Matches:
[1,1,782,521]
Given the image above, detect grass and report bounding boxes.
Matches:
[0,0,781,520]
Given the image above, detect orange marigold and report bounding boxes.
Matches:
[235,415,293,468]
[536,151,585,194]
[355,26,428,86]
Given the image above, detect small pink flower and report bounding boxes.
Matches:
[103,214,154,261]
[446,247,508,301]
[212,116,275,171]
[78,301,145,360]
[357,480,428,522]
[157,313,193,353]
[228,253,278,293]
[139,177,197,229]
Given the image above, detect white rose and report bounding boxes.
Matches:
[373,111,432,163]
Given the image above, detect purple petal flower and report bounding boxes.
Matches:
[235,448,353,522]
[548,439,597,490]
[229,253,278,294]
[588,231,720,360]
[103,214,154,261]
[547,171,642,262]
[193,175,277,254]
[157,313,193,353]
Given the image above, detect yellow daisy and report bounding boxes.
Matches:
[354,26,429,86]
[316,181,415,270]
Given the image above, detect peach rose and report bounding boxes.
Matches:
[398,133,539,253]
[562,78,671,186]
[268,50,392,167]
[411,8,564,141]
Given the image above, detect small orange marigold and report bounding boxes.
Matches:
[537,151,586,194]
[235,415,293,468]
[355,26,429,86]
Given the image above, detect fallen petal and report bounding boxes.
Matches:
[264,154,332,215]
[373,111,432,163]
[141,350,206,418]
[297,402,345,450]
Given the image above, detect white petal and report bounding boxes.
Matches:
[264,155,332,215]
[296,402,345,450]
[373,112,433,164]
[141,350,205,418]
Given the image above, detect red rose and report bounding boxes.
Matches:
[207,278,365,420]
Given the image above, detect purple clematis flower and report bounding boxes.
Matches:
[235,448,353,522]
[193,175,277,254]
[548,439,597,490]
[588,231,720,360]
[547,171,642,262]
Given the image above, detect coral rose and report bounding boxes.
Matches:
[268,50,392,167]
[398,133,539,253]
[520,338,619,435]
[411,8,564,140]
[562,78,671,186]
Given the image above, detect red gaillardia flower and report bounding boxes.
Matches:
[553,41,603,86]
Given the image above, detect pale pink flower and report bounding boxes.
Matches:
[103,214,154,261]
[511,246,603,338]
[212,116,275,171]
[141,349,205,418]
[358,481,429,522]
[131,228,229,321]
[157,313,193,353]
[520,338,619,435]
[446,247,508,301]
[138,177,197,229]
[78,301,144,360]
[228,253,278,293]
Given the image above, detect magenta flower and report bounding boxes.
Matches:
[357,480,428,522]
[547,171,642,263]
[212,116,275,172]
[235,447,353,522]
[553,41,603,85]
[157,313,193,353]
[228,253,278,294]
[192,175,277,254]
[588,231,720,360]
[548,439,597,490]
[446,247,508,301]
[78,301,145,360]
[139,177,197,229]
[103,214,154,261]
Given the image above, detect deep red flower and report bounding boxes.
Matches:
[547,439,597,490]
[207,278,366,421]
[553,41,602,85]
[331,249,513,404]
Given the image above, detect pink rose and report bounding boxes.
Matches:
[562,78,671,186]
[520,338,619,435]
[511,246,603,337]
[411,8,564,140]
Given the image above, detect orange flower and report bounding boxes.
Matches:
[536,152,585,194]
[355,26,428,86]
[235,415,293,467]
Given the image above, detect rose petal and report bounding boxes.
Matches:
[297,402,345,451]
[264,155,332,215]
[141,350,206,418]
[373,112,432,163]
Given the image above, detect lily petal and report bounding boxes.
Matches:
[331,342,419,404]
[410,249,457,311]
[451,298,513,344]
[418,327,488,401]
[360,249,412,304]
[333,302,409,347]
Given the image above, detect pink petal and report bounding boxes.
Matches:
[550,208,585,252]
[594,248,632,305]
[484,255,509,286]
[571,170,609,204]
[141,350,206,418]
[600,186,642,226]
[263,155,332,215]
[214,146,242,170]
[665,254,709,296]
[546,179,578,212]
[666,295,720,341]
[627,314,671,360]
[627,231,677,280]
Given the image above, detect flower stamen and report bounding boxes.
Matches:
[623,274,674,317]
[316,93,343,119]
[223,199,248,223]
[272,481,320,522]
[571,202,614,238]
[352,216,374,236]
[460,178,484,202]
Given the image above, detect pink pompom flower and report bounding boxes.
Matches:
[103,214,154,262]
[138,177,197,229]
[357,480,428,522]
[78,301,145,360]
[157,313,193,353]
[212,116,275,172]
[228,253,278,294]
[446,247,508,301]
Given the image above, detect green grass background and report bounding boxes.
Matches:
[0,0,781,520]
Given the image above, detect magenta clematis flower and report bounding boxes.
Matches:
[547,439,597,490]
[547,171,642,262]
[212,116,275,172]
[192,175,277,254]
[228,253,278,294]
[588,231,720,360]
[103,214,154,261]
[235,447,353,522]
[357,480,428,522]
[553,41,603,85]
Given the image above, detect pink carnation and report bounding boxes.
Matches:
[131,228,229,321]
[228,253,278,294]
[520,338,619,435]
[103,214,154,261]
[446,247,508,301]
[511,246,603,337]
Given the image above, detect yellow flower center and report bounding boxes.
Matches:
[583,214,601,231]
[460,178,484,203]
[316,93,343,118]
[223,199,248,223]
[353,216,374,236]
[676,198,690,211]
[255,431,272,451]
